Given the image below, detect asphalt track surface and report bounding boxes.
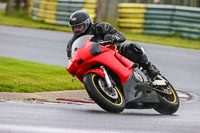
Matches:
[0,26,200,133]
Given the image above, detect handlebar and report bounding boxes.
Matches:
[98,40,112,46]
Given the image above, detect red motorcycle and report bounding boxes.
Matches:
[67,35,179,114]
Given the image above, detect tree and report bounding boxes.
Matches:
[6,0,15,15]
[6,0,27,15]
[96,0,118,23]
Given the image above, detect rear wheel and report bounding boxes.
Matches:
[153,79,179,115]
[83,73,125,113]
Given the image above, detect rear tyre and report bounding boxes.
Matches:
[83,73,125,113]
[153,79,179,115]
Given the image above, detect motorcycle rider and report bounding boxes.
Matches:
[66,10,160,78]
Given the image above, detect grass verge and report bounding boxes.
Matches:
[0,10,199,50]
[0,10,71,32]
[0,57,84,93]
[125,33,200,50]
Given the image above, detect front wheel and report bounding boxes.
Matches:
[83,73,125,113]
[153,78,179,115]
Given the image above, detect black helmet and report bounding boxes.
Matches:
[69,10,92,37]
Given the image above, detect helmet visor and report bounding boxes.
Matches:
[71,24,85,33]
[70,18,91,37]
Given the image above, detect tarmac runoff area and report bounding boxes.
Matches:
[0,90,191,104]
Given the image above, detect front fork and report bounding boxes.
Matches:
[100,66,113,88]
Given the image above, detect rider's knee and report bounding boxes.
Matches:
[128,43,144,56]
[118,42,149,63]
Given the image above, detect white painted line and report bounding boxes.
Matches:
[0,124,121,133]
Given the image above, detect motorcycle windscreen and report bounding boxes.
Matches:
[71,35,94,56]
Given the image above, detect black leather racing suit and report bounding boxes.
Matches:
[67,22,126,58]
[66,22,159,78]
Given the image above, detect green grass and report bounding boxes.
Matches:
[0,57,84,92]
[0,10,71,32]
[0,10,199,50]
[125,32,200,50]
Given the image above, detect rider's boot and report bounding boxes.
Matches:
[148,63,160,78]
[138,54,160,79]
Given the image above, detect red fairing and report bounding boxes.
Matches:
[87,47,133,85]
[83,69,105,78]
[67,36,134,85]
[67,38,94,81]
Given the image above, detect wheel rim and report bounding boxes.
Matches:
[158,85,177,103]
[98,78,118,99]
[92,74,123,105]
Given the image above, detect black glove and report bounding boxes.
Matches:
[104,35,117,44]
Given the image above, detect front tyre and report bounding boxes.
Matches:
[83,73,125,113]
[153,80,179,115]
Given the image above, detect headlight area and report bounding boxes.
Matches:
[76,59,84,65]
